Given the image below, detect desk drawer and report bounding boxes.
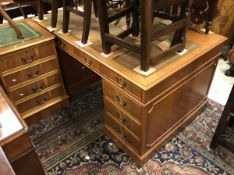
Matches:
[102,66,142,101]
[0,41,55,72]
[16,84,64,114]
[106,112,140,153]
[9,72,61,102]
[2,58,58,88]
[105,97,141,137]
[56,39,101,74]
[103,80,141,121]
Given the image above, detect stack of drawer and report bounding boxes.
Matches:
[0,40,69,124]
[102,50,220,165]
[102,66,143,158]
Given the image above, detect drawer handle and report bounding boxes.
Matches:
[27,70,40,78]
[115,77,127,88]
[21,54,36,64]
[84,57,92,66]
[31,83,45,93]
[116,128,127,138]
[115,95,127,107]
[115,112,127,124]
[36,96,48,105]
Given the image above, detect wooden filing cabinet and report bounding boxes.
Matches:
[0,19,69,125]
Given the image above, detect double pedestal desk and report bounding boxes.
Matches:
[37,16,226,165]
[1,17,227,167]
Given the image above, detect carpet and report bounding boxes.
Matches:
[28,83,234,175]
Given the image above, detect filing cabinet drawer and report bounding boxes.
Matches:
[16,84,65,114]
[9,72,61,102]
[103,80,141,121]
[105,97,141,137]
[0,41,55,72]
[102,66,142,101]
[2,58,58,88]
[106,112,140,153]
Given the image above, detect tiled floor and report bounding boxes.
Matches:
[208,59,234,105]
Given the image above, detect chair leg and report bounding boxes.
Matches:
[0,16,3,24]
[38,0,44,20]
[62,0,70,33]
[171,0,189,49]
[81,0,92,44]
[51,0,58,28]
[96,0,111,54]
[205,0,218,34]
[140,0,153,71]
[92,0,98,18]
[131,0,140,37]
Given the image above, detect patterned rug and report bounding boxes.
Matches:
[28,83,234,175]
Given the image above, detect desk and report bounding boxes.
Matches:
[34,13,227,165]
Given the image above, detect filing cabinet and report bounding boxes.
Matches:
[0,19,69,125]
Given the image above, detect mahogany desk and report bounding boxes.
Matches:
[0,85,45,174]
[34,13,227,165]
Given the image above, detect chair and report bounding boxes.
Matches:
[190,0,219,34]
[62,0,98,44]
[96,0,190,72]
[0,0,37,24]
[37,0,62,28]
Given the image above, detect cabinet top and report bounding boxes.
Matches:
[0,19,54,56]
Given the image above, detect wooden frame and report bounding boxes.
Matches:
[96,0,190,72]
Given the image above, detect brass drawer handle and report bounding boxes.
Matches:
[115,77,126,88]
[21,54,36,64]
[116,128,127,138]
[31,83,45,93]
[115,95,127,107]
[84,57,92,66]
[36,96,48,105]
[115,112,127,124]
[27,69,40,78]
